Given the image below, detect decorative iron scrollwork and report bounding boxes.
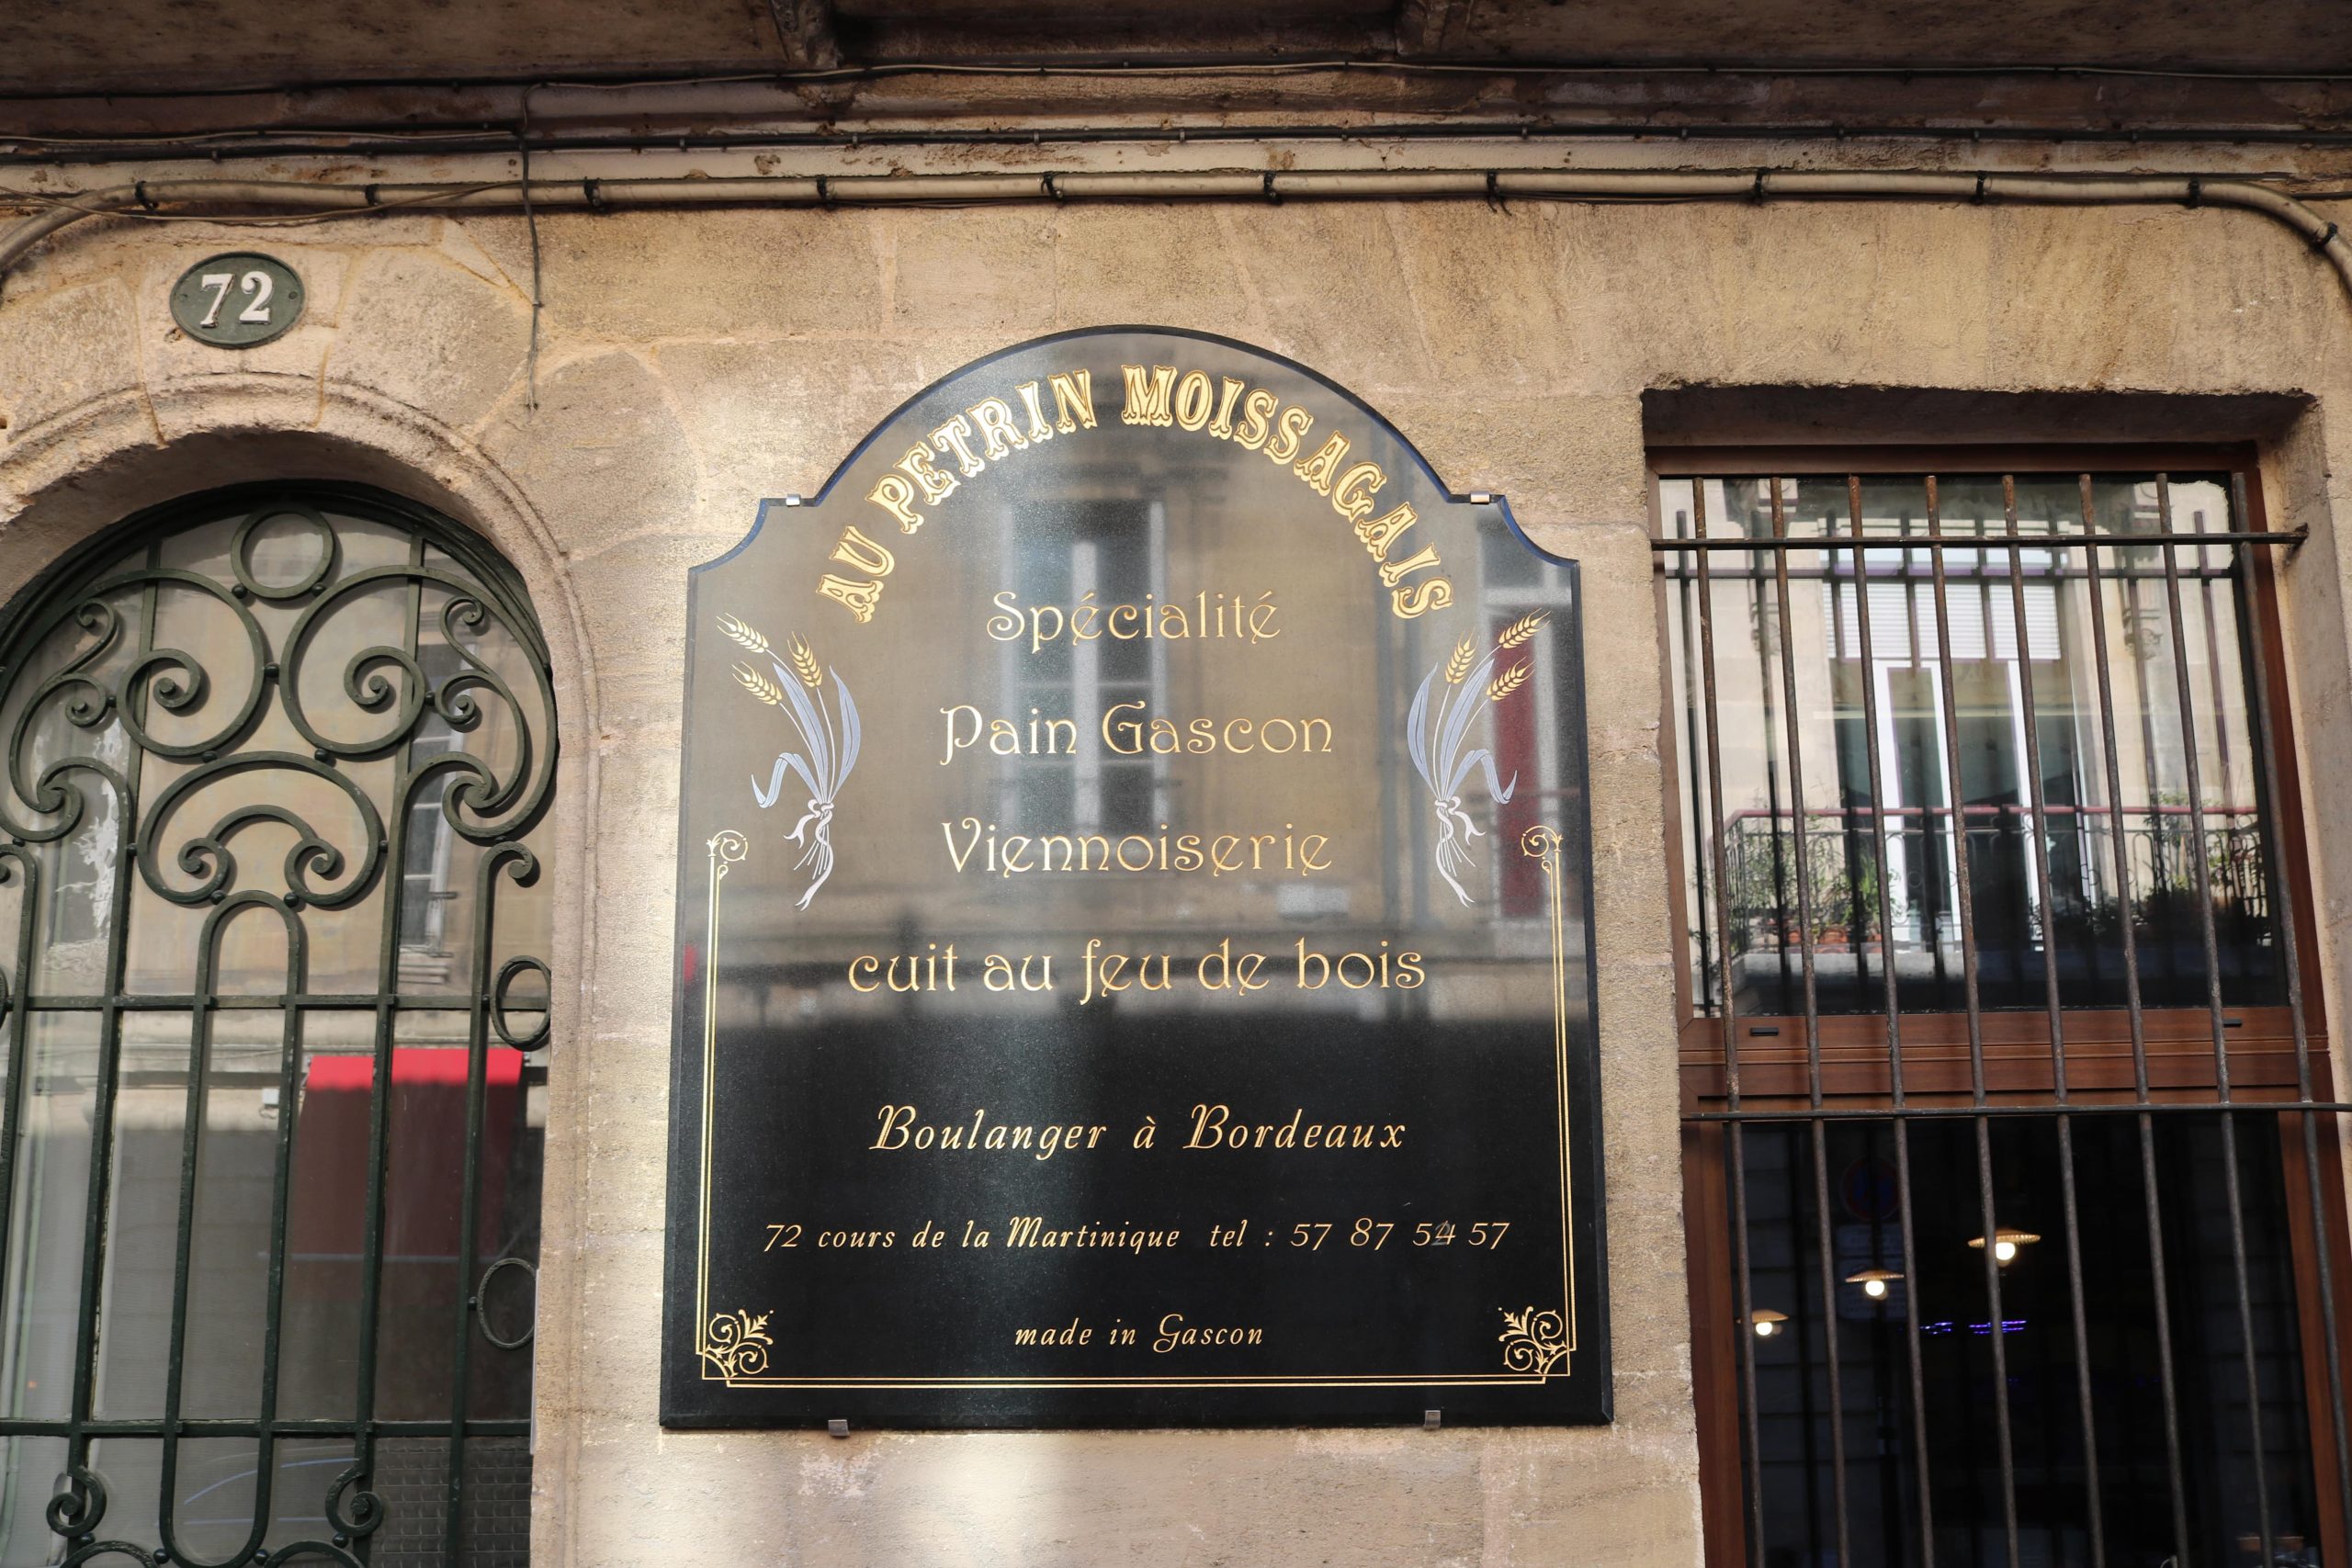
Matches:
[44,1464,107,1537]
[476,1255,540,1350]
[322,1463,384,1539]
[0,486,556,1567]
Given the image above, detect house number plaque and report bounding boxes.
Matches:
[662,327,1609,1427]
[168,252,305,347]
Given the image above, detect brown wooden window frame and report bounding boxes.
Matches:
[1650,444,2352,1568]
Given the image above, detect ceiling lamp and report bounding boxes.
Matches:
[1845,1269,1904,1301]
[1968,1228,2042,1265]
[1750,1309,1789,1338]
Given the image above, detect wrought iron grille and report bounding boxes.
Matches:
[0,485,555,1567]
[1658,460,2345,1568]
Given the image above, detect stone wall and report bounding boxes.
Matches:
[3,190,2350,1566]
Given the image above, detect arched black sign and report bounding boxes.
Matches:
[662,327,1608,1427]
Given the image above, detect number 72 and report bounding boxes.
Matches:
[196,269,277,328]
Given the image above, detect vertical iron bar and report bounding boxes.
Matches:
[1676,504,1717,1012]
[1766,480,1853,1568]
[1784,1140,1828,1554]
[2230,470,2352,1553]
[1999,477,2107,1565]
[2192,517,2236,825]
[1923,476,2022,1567]
[154,899,305,1568]
[1843,476,1938,1566]
[347,533,430,1564]
[2078,473,2191,1559]
[2152,473,2277,1562]
[60,550,160,1550]
[0,841,35,1538]
[1692,479,1770,1564]
[1895,515,1952,1006]
[441,845,525,1562]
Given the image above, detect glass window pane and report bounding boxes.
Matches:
[1666,471,2282,1016]
[1736,1113,2316,1567]
[2,1014,101,1425]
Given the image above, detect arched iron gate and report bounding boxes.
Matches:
[0,485,555,1566]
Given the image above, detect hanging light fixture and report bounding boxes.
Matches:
[1968,1228,2041,1265]
[1750,1309,1789,1338]
[1845,1268,1904,1301]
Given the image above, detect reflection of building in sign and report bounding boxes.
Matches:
[669,332,1605,1431]
[1477,528,1579,918]
[1001,498,1168,837]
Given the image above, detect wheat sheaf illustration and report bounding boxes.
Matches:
[720,612,861,910]
[1406,611,1548,906]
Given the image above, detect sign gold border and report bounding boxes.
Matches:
[690,827,1582,1393]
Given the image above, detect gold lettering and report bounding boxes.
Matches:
[967,397,1029,459]
[1390,577,1454,619]
[897,443,957,505]
[1208,376,1247,439]
[866,472,924,533]
[1376,544,1442,589]
[1356,501,1417,559]
[1048,369,1097,432]
[1330,461,1385,522]
[871,1103,915,1148]
[818,573,883,623]
[1234,388,1278,450]
[829,524,896,578]
[1120,363,1178,426]
[1171,370,1216,431]
[1013,380,1057,444]
[1264,405,1314,465]
[1291,433,1351,495]
[931,413,987,478]
[939,705,982,765]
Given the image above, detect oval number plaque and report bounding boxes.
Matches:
[168,252,304,347]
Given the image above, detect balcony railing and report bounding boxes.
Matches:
[1701,802,2276,1013]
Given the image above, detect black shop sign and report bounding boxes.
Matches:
[662,327,1609,1427]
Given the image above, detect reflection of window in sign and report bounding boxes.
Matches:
[1001,499,1169,838]
[1478,528,1575,918]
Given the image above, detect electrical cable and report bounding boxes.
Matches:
[5,168,2348,308]
[8,54,2352,105]
[13,117,2352,170]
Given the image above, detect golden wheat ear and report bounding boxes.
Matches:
[1497,612,1549,649]
[1443,637,1477,683]
[1486,661,1532,704]
[731,661,789,708]
[717,613,771,655]
[785,635,823,690]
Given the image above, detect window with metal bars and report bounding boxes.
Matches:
[0,485,554,1566]
[1657,452,2346,1568]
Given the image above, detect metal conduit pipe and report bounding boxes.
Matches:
[4,167,2349,300]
